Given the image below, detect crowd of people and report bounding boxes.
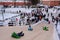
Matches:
[7,7,60,26]
[20,8,47,25]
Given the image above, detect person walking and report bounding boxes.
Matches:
[19,19,21,26]
[55,17,58,27]
[16,18,19,26]
[51,13,53,22]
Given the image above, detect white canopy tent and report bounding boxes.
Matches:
[0,8,37,26]
[5,8,36,13]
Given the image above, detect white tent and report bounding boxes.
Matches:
[57,21,60,34]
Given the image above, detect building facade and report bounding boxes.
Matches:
[0,0,60,6]
[42,0,60,6]
[0,0,31,6]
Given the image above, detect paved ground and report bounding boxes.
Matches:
[0,21,54,40]
[0,8,60,40]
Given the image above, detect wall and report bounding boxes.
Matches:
[0,0,31,6]
[42,1,50,6]
[0,2,31,6]
[42,0,60,6]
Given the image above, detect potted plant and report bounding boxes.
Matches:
[11,32,20,39]
[43,26,48,31]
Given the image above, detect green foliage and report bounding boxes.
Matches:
[11,32,20,39]
[43,26,48,31]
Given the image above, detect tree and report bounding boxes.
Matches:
[13,0,16,7]
[30,0,39,5]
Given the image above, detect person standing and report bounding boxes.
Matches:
[19,18,21,26]
[52,16,55,22]
[47,13,49,17]
[55,17,58,27]
[51,13,53,16]
[16,18,19,26]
